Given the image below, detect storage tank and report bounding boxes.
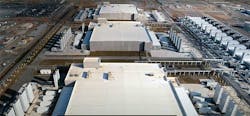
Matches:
[241,52,250,63]
[201,23,210,31]
[209,29,221,38]
[191,19,197,26]
[196,20,206,29]
[231,33,242,39]
[4,106,15,116]
[205,26,217,35]
[175,36,180,48]
[53,70,60,88]
[244,21,250,32]
[228,44,246,53]
[234,49,250,58]
[214,32,227,41]
[225,100,237,116]
[220,36,233,45]
[202,16,209,21]
[45,91,57,96]
[218,91,230,113]
[36,106,50,114]
[206,81,218,89]
[152,10,166,22]
[13,98,24,116]
[215,24,222,28]
[172,33,177,45]
[177,39,182,52]
[73,32,83,47]
[40,69,52,75]
[186,16,193,23]
[205,25,212,34]
[191,18,206,28]
[41,95,55,101]
[213,84,223,104]
[234,108,244,116]
[221,27,230,32]
[203,24,213,32]
[39,100,53,107]
[212,21,220,26]
[198,107,211,114]
[192,96,205,103]
[189,91,201,98]
[18,87,30,112]
[225,30,235,36]
[195,101,208,108]
[189,17,202,23]
[82,23,85,32]
[226,40,239,50]
[24,83,34,103]
[209,19,216,24]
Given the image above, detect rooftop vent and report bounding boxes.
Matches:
[97,18,107,24]
[103,72,109,80]
[82,72,88,78]
[103,2,110,5]
[145,73,154,76]
[83,57,101,68]
[109,24,113,28]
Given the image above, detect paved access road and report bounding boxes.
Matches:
[0,5,75,96]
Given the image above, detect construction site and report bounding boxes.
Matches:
[0,0,249,116]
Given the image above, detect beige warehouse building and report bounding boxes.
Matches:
[89,21,160,52]
[95,2,139,21]
[52,57,198,115]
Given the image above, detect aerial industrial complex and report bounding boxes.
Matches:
[0,0,249,116]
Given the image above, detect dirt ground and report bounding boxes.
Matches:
[177,75,209,84]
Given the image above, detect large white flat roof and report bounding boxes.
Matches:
[175,87,198,116]
[90,21,151,42]
[64,63,183,115]
[99,4,138,14]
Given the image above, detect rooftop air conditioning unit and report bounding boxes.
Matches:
[83,57,101,68]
